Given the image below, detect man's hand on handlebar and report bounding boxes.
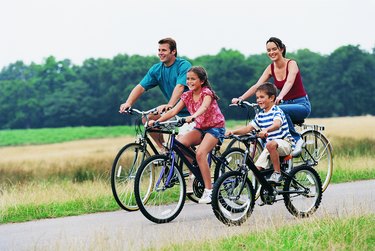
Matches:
[119,102,131,113]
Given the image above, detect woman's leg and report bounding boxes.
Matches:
[279,100,311,141]
[195,133,218,189]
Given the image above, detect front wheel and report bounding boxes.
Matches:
[211,171,255,226]
[111,143,150,211]
[134,155,186,224]
[283,165,322,217]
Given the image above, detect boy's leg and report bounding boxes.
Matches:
[266,141,281,173]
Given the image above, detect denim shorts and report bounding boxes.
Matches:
[194,127,226,143]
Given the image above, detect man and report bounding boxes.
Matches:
[119,38,192,151]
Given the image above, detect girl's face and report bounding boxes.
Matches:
[187,71,204,92]
[256,90,274,111]
[266,42,283,61]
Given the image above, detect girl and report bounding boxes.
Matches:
[149,66,225,204]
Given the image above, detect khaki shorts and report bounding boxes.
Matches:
[255,139,293,169]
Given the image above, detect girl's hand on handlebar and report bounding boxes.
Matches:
[185,116,195,123]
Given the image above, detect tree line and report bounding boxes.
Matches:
[0,45,374,129]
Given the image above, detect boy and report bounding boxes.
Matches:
[226,82,295,182]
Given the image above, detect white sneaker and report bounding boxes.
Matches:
[186,175,194,194]
[292,138,305,157]
[198,189,212,204]
[268,172,282,183]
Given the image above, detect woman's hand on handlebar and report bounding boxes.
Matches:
[231,97,243,104]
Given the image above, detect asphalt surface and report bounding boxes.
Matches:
[0,180,374,250]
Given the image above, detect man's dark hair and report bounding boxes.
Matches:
[159,38,177,57]
[266,37,286,57]
[256,82,277,101]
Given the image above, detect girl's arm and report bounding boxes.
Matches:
[156,100,185,123]
[232,65,272,103]
[275,60,298,104]
[188,95,212,122]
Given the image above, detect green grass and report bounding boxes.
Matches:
[0,195,119,223]
[0,125,135,146]
[161,215,375,251]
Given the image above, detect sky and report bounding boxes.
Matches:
[0,0,374,69]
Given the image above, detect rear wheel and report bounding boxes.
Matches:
[111,143,150,211]
[134,155,186,224]
[283,165,322,217]
[297,130,333,192]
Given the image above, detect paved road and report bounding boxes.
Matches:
[1,180,374,250]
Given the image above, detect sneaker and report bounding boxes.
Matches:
[198,189,212,204]
[268,172,282,183]
[292,138,305,157]
[186,175,194,194]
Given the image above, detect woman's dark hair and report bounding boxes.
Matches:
[256,82,277,101]
[159,37,178,57]
[188,66,219,100]
[266,37,286,57]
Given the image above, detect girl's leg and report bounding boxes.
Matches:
[195,133,218,189]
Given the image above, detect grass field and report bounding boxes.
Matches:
[0,116,374,224]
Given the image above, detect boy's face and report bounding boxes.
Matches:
[256,90,274,111]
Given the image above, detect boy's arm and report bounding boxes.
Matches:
[227,124,254,136]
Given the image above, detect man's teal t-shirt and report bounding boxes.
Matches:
[139,58,191,116]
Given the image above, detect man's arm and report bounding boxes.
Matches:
[119,84,145,113]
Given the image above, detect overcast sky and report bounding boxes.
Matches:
[0,0,374,69]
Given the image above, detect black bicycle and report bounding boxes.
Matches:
[133,118,242,224]
[212,133,323,226]
[111,107,174,211]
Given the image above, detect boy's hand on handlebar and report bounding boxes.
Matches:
[148,120,156,127]
[225,130,234,136]
[258,129,268,139]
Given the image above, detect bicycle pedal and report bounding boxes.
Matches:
[258,202,266,206]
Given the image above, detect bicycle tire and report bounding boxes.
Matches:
[134,155,186,224]
[214,147,262,200]
[111,142,151,211]
[283,165,322,217]
[298,130,333,192]
[211,171,255,226]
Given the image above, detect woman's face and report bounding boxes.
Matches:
[266,42,283,61]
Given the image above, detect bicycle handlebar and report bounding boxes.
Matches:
[124,107,158,116]
[152,117,194,129]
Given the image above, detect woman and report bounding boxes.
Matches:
[232,37,311,147]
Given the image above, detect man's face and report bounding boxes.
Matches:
[158,43,176,66]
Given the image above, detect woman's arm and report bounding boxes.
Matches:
[232,65,272,103]
[275,60,299,104]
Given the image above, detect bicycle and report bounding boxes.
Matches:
[224,100,333,192]
[133,118,244,224]
[212,133,323,226]
[110,107,174,211]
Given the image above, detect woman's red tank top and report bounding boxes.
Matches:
[271,60,307,100]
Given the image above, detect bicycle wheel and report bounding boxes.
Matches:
[298,130,333,192]
[214,147,262,200]
[283,165,322,217]
[134,155,186,224]
[212,171,255,226]
[111,142,151,211]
